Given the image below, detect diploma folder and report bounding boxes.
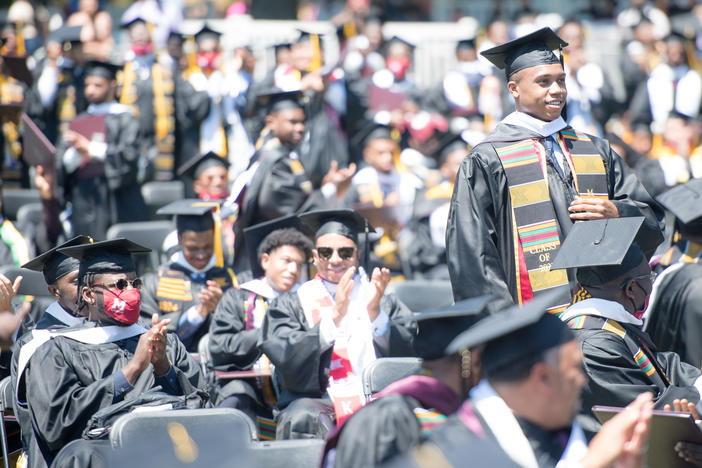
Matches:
[68,114,106,142]
[593,405,702,468]
[21,113,55,166]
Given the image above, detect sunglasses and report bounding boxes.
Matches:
[620,272,657,288]
[90,278,143,290]
[316,247,356,261]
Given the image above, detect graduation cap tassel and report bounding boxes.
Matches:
[16,21,25,57]
[213,204,224,268]
[308,34,322,72]
[363,219,370,273]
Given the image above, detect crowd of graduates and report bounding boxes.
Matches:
[2,0,702,467]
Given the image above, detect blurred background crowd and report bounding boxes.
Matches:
[0,0,701,281]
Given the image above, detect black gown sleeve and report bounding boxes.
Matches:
[375,294,415,358]
[165,333,205,394]
[445,149,515,305]
[256,157,326,221]
[209,288,262,371]
[260,293,331,397]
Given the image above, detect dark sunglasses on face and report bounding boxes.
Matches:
[316,247,356,261]
[90,278,143,290]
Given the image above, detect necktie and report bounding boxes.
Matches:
[542,137,565,179]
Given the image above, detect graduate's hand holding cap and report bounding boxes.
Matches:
[568,196,619,221]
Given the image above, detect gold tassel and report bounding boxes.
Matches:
[194,202,225,268]
[15,21,25,56]
[307,34,322,72]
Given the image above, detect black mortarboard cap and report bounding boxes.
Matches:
[550,217,647,287]
[256,89,304,114]
[657,178,702,226]
[84,60,122,80]
[446,290,575,375]
[167,29,184,42]
[176,151,230,179]
[393,295,491,360]
[243,215,305,278]
[58,238,150,279]
[384,35,416,51]
[357,121,396,147]
[295,27,324,44]
[274,42,292,53]
[120,16,148,30]
[21,113,55,166]
[456,38,477,51]
[299,209,374,246]
[156,199,217,233]
[22,235,93,284]
[194,24,222,42]
[2,55,32,86]
[49,25,82,45]
[480,27,567,78]
[436,133,468,163]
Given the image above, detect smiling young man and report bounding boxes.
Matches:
[140,200,238,352]
[446,27,663,313]
[209,215,312,421]
[260,209,414,439]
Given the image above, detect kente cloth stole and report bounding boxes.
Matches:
[297,276,369,425]
[566,315,671,388]
[58,73,77,133]
[119,61,176,180]
[242,291,276,406]
[0,76,23,186]
[493,129,607,314]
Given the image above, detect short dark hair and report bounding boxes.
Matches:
[483,348,553,384]
[257,228,313,262]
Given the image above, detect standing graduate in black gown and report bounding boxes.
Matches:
[260,209,414,439]
[209,216,312,422]
[13,239,203,468]
[140,200,238,352]
[322,296,489,468]
[54,60,147,240]
[446,27,662,312]
[551,218,702,436]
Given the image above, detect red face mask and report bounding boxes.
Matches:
[102,288,141,325]
[198,189,229,201]
[197,51,219,71]
[131,43,153,56]
[386,57,410,80]
[634,294,650,320]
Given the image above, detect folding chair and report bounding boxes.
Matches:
[105,220,174,273]
[386,280,454,312]
[361,357,423,399]
[109,408,258,451]
[250,439,325,468]
[15,203,42,229]
[0,377,14,468]
[0,189,40,221]
[141,181,185,220]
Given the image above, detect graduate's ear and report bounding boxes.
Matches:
[47,285,61,300]
[260,252,271,272]
[264,113,275,130]
[81,286,96,305]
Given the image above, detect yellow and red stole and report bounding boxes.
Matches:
[119,60,176,180]
[297,274,376,424]
[494,129,608,314]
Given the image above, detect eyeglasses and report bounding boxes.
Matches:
[90,278,143,290]
[621,272,657,288]
[316,246,356,261]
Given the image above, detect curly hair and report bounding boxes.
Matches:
[257,228,313,262]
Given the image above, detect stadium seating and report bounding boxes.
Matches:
[361,357,423,399]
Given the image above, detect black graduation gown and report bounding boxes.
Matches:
[647,263,702,367]
[573,318,701,435]
[208,287,268,410]
[382,411,518,468]
[57,110,147,240]
[140,262,238,352]
[446,122,664,305]
[19,324,203,467]
[260,291,415,407]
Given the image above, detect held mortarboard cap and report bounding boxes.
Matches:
[299,209,374,245]
[22,235,93,284]
[194,24,222,42]
[656,178,702,226]
[243,215,305,278]
[84,60,122,80]
[393,295,491,360]
[256,89,304,114]
[58,238,151,277]
[156,199,217,233]
[2,55,32,86]
[446,290,575,374]
[480,27,567,79]
[177,151,230,179]
[549,217,647,287]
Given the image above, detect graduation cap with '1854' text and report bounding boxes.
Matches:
[480,27,568,79]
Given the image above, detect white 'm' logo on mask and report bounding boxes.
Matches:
[112,299,126,313]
